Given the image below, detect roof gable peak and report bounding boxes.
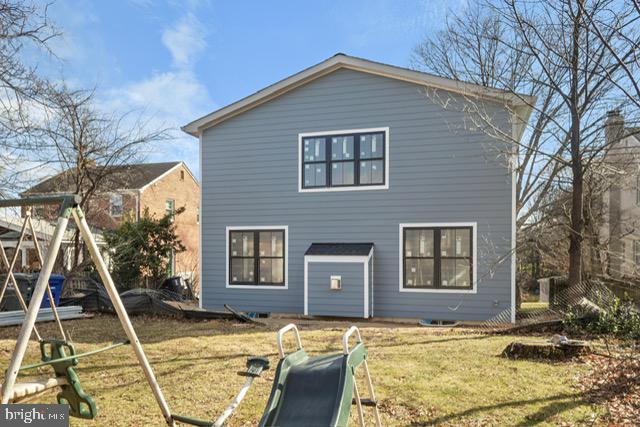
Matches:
[182,53,535,136]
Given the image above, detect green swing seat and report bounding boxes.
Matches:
[38,340,97,419]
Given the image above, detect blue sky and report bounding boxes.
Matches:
[37,0,464,178]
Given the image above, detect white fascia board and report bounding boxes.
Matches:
[182,54,535,137]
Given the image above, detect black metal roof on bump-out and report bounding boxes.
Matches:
[305,243,374,256]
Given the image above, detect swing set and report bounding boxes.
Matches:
[0,195,381,426]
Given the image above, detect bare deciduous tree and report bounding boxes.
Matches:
[0,0,58,194]
[413,0,640,294]
[29,87,170,266]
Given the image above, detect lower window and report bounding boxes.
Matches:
[402,226,473,290]
[229,229,285,286]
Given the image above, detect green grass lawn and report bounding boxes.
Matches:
[0,315,604,426]
[519,302,551,313]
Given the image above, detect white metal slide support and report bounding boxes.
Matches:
[353,380,365,427]
[1,215,69,404]
[72,207,175,426]
[363,358,382,427]
[343,326,382,427]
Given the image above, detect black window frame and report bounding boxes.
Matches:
[402,226,473,290]
[301,130,386,189]
[228,229,286,287]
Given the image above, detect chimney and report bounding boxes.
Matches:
[605,109,625,146]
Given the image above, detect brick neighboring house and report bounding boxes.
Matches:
[21,161,200,282]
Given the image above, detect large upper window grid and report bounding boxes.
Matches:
[403,227,473,290]
[302,131,385,189]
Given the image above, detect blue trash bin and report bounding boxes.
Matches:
[40,274,65,308]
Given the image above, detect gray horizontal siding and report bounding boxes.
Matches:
[308,262,365,317]
[200,67,514,321]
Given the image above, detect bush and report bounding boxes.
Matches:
[564,294,640,341]
[104,207,186,290]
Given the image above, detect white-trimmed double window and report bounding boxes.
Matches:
[399,223,477,293]
[298,127,389,192]
[226,226,288,288]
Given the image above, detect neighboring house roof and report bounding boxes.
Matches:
[0,216,105,245]
[22,161,196,195]
[182,53,536,138]
[305,243,374,256]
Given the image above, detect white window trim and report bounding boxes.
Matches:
[298,127,390,193]
[225,225,289,290]
[304,249,373,318]
[398,222,478,294]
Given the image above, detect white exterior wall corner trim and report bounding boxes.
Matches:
[303,248,373,318]
[198,136,203,308]
[297,127,390,193]
[510,119,518,323]
[225,225,289,290]
[398,222,478,294]
[369,250,374,317]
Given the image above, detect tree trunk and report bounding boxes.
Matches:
[567,3,584,301]
[568,162,583,288]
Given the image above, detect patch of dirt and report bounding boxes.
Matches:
[378,398,437,425]
[578,354,640,425]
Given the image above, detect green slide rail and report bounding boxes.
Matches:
[259,324,381,427]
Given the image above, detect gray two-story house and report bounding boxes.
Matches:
[183,54,533,323]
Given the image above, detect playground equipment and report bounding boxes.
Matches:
[259,324,382,427]
[0,196,269,426]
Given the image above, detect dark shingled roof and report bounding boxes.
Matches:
[305,243,374,256]
[22,162,181,195]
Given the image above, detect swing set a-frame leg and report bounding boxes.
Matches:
[1,213,70,405]
[72,207,175,426]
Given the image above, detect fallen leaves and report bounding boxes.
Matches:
[578,353,640,425]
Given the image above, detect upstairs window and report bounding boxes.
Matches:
[110,194,123,217]
[300,128,388,191]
